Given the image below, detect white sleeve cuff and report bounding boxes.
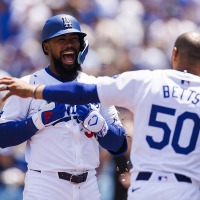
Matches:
[32,114,45,130]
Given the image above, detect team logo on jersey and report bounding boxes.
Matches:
[181,80,190,85]
[158,176,168,182]
[62,17,72,29]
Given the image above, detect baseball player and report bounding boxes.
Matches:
[0,14,127,200]
[2,31,200,200]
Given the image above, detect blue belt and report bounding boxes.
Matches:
[136,172,192,183]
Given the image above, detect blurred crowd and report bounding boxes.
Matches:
[0,0,200,199]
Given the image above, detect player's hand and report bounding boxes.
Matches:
[76,104,108,137]
[32,102,66,130]
[0,77,35,101]
[0,76,45,101]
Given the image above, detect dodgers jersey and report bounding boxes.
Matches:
[0,68,122,172]
[97,69,200,183]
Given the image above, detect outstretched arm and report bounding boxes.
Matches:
[0,77,128,155]
[0,77,99,104]
[43,82,99,104]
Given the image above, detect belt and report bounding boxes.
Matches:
[136,172,192,183]
[30,169,88,184]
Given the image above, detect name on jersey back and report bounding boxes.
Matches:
[163,85,200,105]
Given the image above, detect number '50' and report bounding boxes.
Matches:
[146,104,200,155]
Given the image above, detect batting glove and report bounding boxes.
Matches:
[76,104,108,137]
[32,102,66,130]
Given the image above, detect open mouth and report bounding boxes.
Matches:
[62,51,76,64]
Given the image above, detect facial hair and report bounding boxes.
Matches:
[52,51,82,82]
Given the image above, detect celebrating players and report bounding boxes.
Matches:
[1,31,200,200]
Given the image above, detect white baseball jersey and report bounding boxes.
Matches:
[97,69,200,184]
[0,68,122,172]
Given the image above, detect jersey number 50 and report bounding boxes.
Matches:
[146,104,200,155]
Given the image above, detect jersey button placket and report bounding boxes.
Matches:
[71,119,82,171]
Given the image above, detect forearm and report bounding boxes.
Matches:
[0,77,100,105]
[0,118,38,148]
[98,125,128,156]
[40,82,100,104]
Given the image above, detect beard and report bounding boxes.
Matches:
[51,52,82,82]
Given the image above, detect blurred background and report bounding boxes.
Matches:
[0,0,200,199]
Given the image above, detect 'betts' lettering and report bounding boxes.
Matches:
[163,85,170,98]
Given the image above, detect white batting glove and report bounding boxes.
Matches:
[76,104,108,137]
[32,102,66,130]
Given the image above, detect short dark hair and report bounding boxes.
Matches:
[174,32,200,63]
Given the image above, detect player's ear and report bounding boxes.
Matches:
[172,47,178,61]
[42,42,50,55]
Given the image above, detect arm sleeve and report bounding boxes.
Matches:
[98,124,128,156]
[0,118,38,148]
[43,82,100,104]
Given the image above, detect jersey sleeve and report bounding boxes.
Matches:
[99,104,122,126]
[96,70,152,112]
